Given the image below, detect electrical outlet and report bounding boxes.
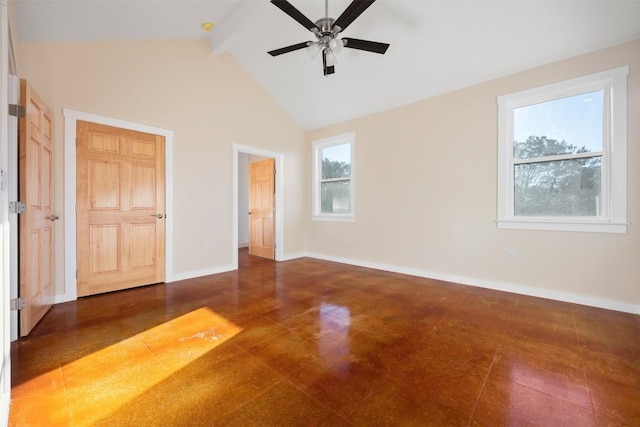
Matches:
[507,250,517,262]
[205,241,213,250]
[346,236,352,244]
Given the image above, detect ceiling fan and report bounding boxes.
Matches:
[268,0,390,76]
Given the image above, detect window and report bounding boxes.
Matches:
[497,66,628,233]
[312,133,355,222]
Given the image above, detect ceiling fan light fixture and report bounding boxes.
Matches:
[325,48,338,67]
[306,42,322,59]
[329,38,344,54]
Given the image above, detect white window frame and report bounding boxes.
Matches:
[497,66,628,233]
[312,132,356,222]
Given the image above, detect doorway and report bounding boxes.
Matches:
[232,144,284,269]
[240,155,275,259]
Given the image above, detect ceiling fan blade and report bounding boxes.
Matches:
[270,0,319,32]
[333,0,376,32]
[322,50,336,76]
[268,42,310,57]
[343,37,389,54]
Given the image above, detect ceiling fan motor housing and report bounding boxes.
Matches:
[314,17,341,44]
[316,17,338,35]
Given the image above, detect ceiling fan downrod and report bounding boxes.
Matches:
[309,1,344,65]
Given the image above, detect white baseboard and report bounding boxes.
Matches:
[52,264,236,304]
[1,343,9,427]
[0,389,9,427]
[50,253,639,315]
[238,242,248,249]
[168,264,235,283]
[305,252,640,315]
[279,252,307,262]
[54,293,76,304]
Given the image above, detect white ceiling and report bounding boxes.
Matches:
[14,0,640,130]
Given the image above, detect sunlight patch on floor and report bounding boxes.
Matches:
[59,307,242,426]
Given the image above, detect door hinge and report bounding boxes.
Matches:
[10,298,25,311]
[8,104,25,118]
[9,201,26,214]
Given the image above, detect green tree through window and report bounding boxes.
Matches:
[513,136,601,216]
[313,132,355,221]
[321,157,351,213]
[497,67,628,233]
[322,157,350,179]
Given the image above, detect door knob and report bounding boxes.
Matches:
[150,213,164,219]
[49,214,60,221]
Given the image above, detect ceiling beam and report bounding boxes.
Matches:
[209,0,259,55]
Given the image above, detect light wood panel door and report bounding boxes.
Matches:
[249,158,275,260]
[76,121,165,297]
[19,79,55,336]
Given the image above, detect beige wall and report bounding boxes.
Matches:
[307,40,640,311]
[14,32,640,312]
[15,39,307,294]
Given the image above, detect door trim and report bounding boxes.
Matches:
[1,3,13,423]
[232,144,284,269]
[8,74,18,341]
[62,109,175,303]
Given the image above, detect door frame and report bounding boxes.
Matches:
[232,144,284,269]
[1,2,15,422]
[62,109,175,302]
[7,74,17,342]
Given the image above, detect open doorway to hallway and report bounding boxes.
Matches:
[238,153,275,259]
[232,145,284,269]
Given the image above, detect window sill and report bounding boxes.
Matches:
[497,219,627,234]
[312,215,355,223]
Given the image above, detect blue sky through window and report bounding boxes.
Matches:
[514,90,603,153]
[322,143,351,164]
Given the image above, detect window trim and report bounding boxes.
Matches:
[312,132,355,222]
[497,66,628,233]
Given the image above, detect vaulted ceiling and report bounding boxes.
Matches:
[14,0,640,130]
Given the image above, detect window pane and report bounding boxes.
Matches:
[514,156,602,217]
[513,90,603,160]
[321,181,350,213]
[322,143,351,179]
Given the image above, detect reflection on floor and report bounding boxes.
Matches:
[9,249,640,425]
